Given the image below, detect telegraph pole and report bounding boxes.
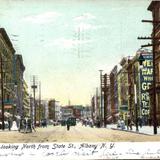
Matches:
[30,95,33,123]
[152,16,157,135]
[133,66,139,132]
[103,74,108,127]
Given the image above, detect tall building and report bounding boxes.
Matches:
[148,1,160,125]
[48,99,61,120]
[127,49,153,125]
[61,106,73,120]
[115,49,153,125]
[23,80,30,117]
[0,28,16,119]
[41,100,48,120]
[109,65,118,122]
[91,88,100,121]
[14,54,25,118]
[117,57,130,122]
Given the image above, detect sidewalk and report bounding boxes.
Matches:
[106,124,160,135]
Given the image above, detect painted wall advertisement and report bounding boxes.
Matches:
[140,53,153,117]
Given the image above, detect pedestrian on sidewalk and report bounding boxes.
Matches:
[66,118,71,131]
[31,123,36,132]
[120,119,125,130]
[67,123,70,131]
[138,116,143,128]
[127,118,131,130]
[8,118,11,131]
[128,118,133,130]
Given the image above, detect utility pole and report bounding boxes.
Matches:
[31,76,37,127]
[95,87,99,119]
[39,81,41,125]
[30,95,33,123]
[133,66,139,132]
[99,70,103,127]
[91,95,94,121]
[0,56,4,130]
[138,19,160,134]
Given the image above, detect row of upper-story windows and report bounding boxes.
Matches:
[0,37,13,57]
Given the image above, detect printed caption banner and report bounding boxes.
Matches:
[0,142,160,159]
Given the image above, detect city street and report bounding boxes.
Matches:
[1,123,160,143]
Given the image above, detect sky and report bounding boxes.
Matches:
[0,0,152,106]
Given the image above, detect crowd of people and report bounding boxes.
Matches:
[0,116,154,133]
[117,116,149,130]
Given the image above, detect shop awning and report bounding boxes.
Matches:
[107,116,113,121]
[113,113,120,117]
[119,105,128,112]
[4,105,13,109]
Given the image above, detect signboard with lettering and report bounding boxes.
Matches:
[140,53,153,117]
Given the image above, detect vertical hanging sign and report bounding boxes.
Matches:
[140,53,153,117]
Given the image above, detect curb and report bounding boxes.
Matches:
[110,127,153,136]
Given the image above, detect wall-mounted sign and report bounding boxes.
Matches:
[140,53,153,116]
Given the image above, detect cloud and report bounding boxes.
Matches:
[74,13,96,21]
[46,38,93,49]
[23,11,61,24]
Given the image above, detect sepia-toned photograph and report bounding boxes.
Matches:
[0,0,160,159]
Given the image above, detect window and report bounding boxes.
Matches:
[7,94,10,101]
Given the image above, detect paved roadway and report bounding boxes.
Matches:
[1,123,160,143]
